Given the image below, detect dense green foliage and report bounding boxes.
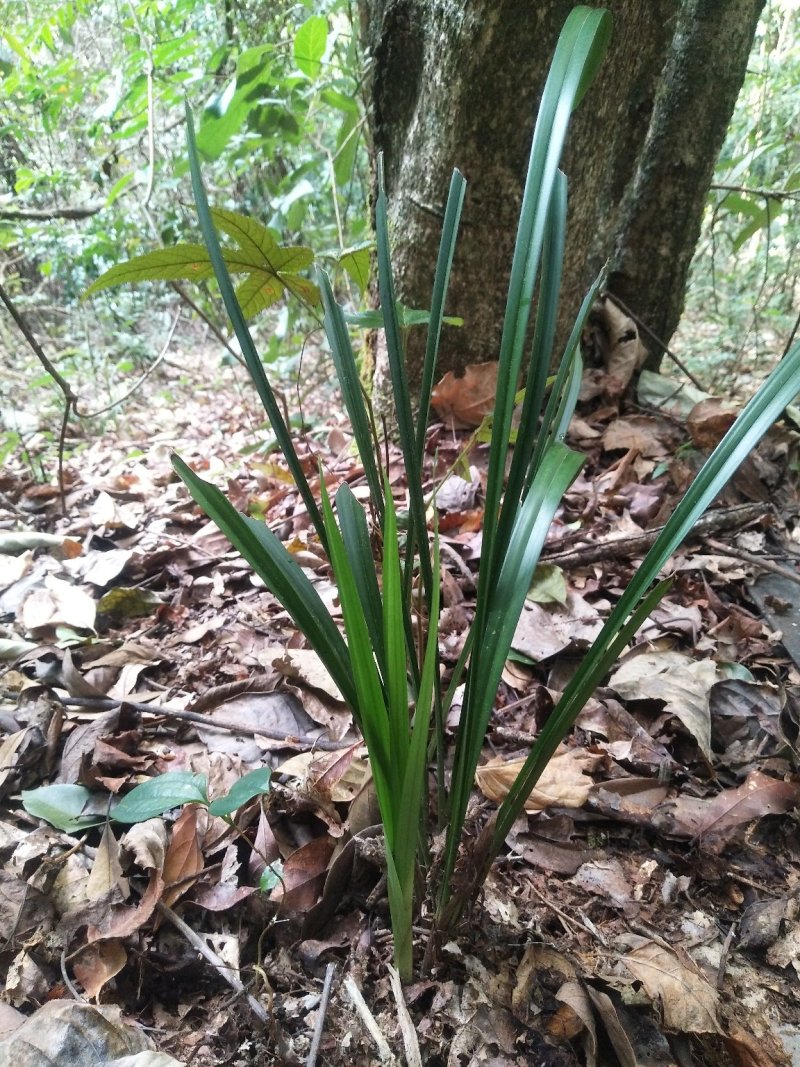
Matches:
[7,0,800,979]
[162,11,800,976]
[678,1,799,383]
[0,0,367,432]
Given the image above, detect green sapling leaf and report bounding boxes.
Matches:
[259,860,283,893]
[207,767,271,817]
[111,772,208,824]
[21,784,105,834]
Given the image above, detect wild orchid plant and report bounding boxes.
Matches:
[77,6,800,977]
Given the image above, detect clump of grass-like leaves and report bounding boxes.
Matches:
[98,7,800,978]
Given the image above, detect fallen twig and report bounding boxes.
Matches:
[387,965,422,1067]
[156,900,270,1024]
[342,975,396,1063]
[703,536,800,587]
[60,947,85,1002]
[541,502,766,568]
[0,203,105,220]
[55,693,354,751]
[307,962,336,1067]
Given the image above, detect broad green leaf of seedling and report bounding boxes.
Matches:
[84,208,318,314]
[111,772,209,823]
[21,784,106,834]
[207,767,271,816]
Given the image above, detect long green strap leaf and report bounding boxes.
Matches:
[416,169,467,468]
[440,441,584,906]
[319,480,397,833]
[491,334,800,856]
[382,485,411,797]
[480,8,611,596]
[387,524,441,979]
[335,483,387,682]
[172,455,357,715]
[502,170,568,532]
[184,103,327,547]
[319,268,385,521]
[375,154,433,614]
[523,268,605,496]
[452,19,611,884]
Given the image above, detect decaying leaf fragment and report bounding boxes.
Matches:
[475,746,602,813]
[609,650,716,759]
[621,937,719,1033]
[431,361,498,427]
[652,770,800,845]
[587,295,647,398]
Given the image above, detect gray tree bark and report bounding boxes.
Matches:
[360,0,764,393]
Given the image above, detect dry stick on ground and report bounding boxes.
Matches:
[387,965,422,1067]
[703,536,800,587]
[306,962,336,1067]
[55,693,353,751]
[0,281,78,515]
[341,976,396,1064]
[156,900,270,1024]
[540,502,767,569]
[603,290,706,392]
[0,203,105,221]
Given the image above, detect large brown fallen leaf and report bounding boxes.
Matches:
[194,691,328,757]
[584,986,640,1067]
[0,872,55,946]
[608,650,716,759]
[268,647,344,703]
[549,981,598,1065]
[590,296,647,398]
[512,591,603,662]
[73,940,128,1000]
[621,937,719,1033]
[687,397,739,449]
[725,1026,793,1067]
[651,770,800,845]
[270,836,335,914]
[431,361,498,427]
[20,574,97,635]
[87,870,165,942]
[475,746,602,813]
[602,415,676,457]
[570,859,633,911]
[87,825,129,902]
[161,805,204,907]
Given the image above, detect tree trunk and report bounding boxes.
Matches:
[360,0,763,397]
[609,0,765,368]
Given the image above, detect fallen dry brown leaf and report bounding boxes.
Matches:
[621,937,719,1033]
[431,361,498,427]
[475,745,602,813]
[161,804,204,907]
[651,770,800,844]
[72,939,128,1000]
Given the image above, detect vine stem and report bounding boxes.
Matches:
[0,280,76,515]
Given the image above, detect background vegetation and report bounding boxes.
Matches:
[0,0,797,474]
[675,0,799,387]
